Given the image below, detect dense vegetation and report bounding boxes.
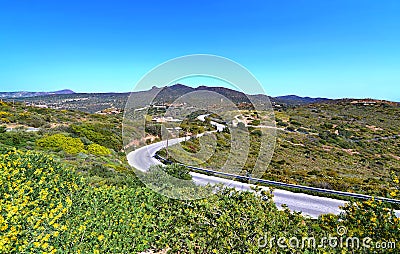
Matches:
[163,101,400,198]
[1,150,399,253]
[1,99,400,253]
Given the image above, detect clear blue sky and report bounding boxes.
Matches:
[0,0,399,101]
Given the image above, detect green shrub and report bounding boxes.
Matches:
[69,123,122,151]
[289,120,302,126]
[250,119,261,126]
[297,127,309,134]
[277,121,288,127]
[286,126,295,132]
[0,131,39,148]
[1,149,399,253]
[161,163,192,180]
[87,143,111,156]
[251,129,263,137]
[319,198,400,252]
[36,134,85,155]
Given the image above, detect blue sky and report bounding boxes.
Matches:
[0,0,399,101]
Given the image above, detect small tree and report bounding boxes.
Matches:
[237,122,246,129]
[162,164,192,180]
[0,125,6,133]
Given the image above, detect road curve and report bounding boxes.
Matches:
[126,138,400,218]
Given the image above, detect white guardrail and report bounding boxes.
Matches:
[154,154,400,204]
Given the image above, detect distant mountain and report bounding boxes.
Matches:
[153,84,195,102]
[5,84,353,113]
[274,95,330,105]
[7,84,399,114]
[153,84,252,105]
[1,85,331,106]
[0,89,75,98]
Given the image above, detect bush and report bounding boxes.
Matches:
[0,131,39,148]
[237,122,246,129]
[277,121,288,127]
[1,150,399,253]
[69,123,122,151]
[145,123,162,137]
[251,129,263,137]
[289,119,302,126]
[0,150,82,253]
[161,163,192,180]
[286,126,296,132]
[319,198,400,252]
[297,127,309,134]
[87,143,111,156]
[36,134,85,155]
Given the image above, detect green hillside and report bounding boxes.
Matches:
[0,99,399,253]
[163,100,400,198]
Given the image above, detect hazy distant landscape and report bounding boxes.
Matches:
[1,85,335,114]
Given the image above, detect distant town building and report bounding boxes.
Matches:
[35,105,48,108]
[96,107,122,115]
[152,116,181,123]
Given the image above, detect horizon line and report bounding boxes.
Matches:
[0,86,398,103]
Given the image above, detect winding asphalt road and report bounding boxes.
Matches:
[127,138,351,218]
[127,137,400,218]
[127,113,400,219]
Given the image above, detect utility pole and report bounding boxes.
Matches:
[166,131,169,160]
[164,124,169,160]
[246,171,252,184]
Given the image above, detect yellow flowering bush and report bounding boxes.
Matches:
[36,134,85,155]
[0,112,12,118]
[390,171,399,198]
[87,143,111,156]
[317,171,400,252]
[0,149,398,253]
[36,134,112,156]
[0,150,82,253]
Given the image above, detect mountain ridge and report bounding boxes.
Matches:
[0,89,75,98]
[3,84,398,113]
[3,84,396,103]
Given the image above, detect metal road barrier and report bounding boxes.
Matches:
[153,154,400,204]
